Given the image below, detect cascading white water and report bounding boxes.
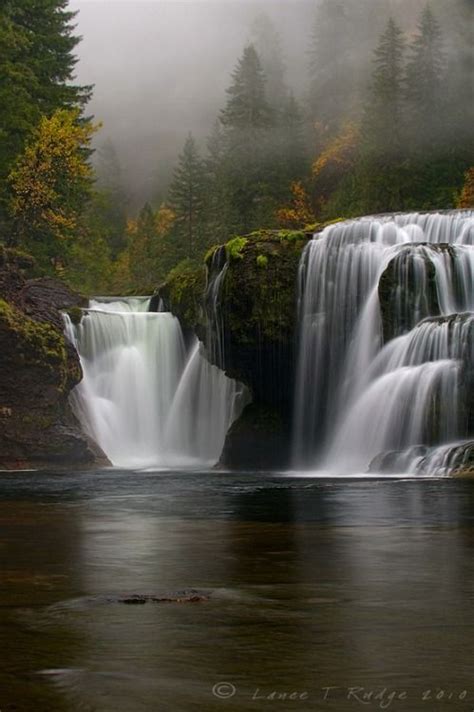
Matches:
[65,298,249,469]
[205,246,228,368]
[293,211,474,474]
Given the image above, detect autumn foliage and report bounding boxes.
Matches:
[457,168,474,209]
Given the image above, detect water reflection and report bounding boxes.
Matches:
[0,472,473,711]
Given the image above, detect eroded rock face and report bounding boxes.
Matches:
[0,247,94,468]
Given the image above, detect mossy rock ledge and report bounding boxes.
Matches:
[209,229,312,468]
[0,247,95,468]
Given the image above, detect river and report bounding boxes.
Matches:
[1,470,473,711]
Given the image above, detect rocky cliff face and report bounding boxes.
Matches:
[0,247,95,468]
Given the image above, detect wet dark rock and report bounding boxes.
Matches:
[378,244,441,343]
[220,403,291,470]
[369,447,428,474]
[0,247,95,468]
[116,591,210,604]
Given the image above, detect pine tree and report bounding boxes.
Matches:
[204,121,233,244]
[168,134,207,259]
[279,94,308,185]
[268,94,308,205]
[363,17,406,161]
[405,5,445,146]
[94,140,128,257]
[220,45,272,131]
[250,14,288,111]
[127,203,159,289]
[8,109,98,267]
[346,17,408,215]
[0,0,90,224]
[219,45,275,233]
[307,0,357,133]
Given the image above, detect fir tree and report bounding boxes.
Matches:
[250,14,288,111]
[307,0,357,133]
[8,109,98,267]
[405,5,445,146]
[94,140,128,257]
[168,134,207,258]
[220,45,272,131]
[363,17,406,161]
[0,0,90,224]
[204,121,232,244]
[219,45,275,233]
[348,18,407,214]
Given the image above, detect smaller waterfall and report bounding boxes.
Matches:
[65,298,249,469]
[205,246,228,368]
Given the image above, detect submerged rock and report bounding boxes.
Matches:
[116,591,210,604]
[0,247,95,468]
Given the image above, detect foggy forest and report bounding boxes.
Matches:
[1,0,472,293]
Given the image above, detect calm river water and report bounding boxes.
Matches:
[1,470,474,711]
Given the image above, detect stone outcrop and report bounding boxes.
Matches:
[0,247,95,468]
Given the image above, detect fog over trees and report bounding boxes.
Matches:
[73,0,469,207]
[1,0,472,292]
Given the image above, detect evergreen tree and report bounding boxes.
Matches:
[220,45,275,233]
[405,5,445,146]
[0,0,90,225]
[307,0,357,133]
[267,93,308,206]
[168,134,207,259]
[220,45,272,131]
[127,203,158,289]
[204,121,233,244]
[279,94,308,186]
[250,14,288,111]
[343,18,407,215]
[94,140,128,257]
[363,17,406,161]
[8,109,98,269]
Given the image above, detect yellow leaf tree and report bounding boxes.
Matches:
[8,109,99,269]
[276,181,315,229]
[457,168,474,209]
[311,121,359,214]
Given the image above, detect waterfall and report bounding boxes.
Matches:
[205,246,228,369]
[65,298,248,469]
[293,211,474,474]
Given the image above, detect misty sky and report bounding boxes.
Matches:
[71,0,315,205]
[70,0,429,207]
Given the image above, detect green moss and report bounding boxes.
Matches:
[204,244,221,265]
[0,245,36,273]
[161,259,206,329]
[0,299,68,386]
[65,306,83,325]
[220,230,310,346]
[225,236,248,261]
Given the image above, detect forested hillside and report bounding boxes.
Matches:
[1,0,473,294]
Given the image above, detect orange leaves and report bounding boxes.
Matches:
[312,122,359,179]
[8,109,99,246]
[276,181,314,229]
[155,204,176,236]
[457,168,474,209]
